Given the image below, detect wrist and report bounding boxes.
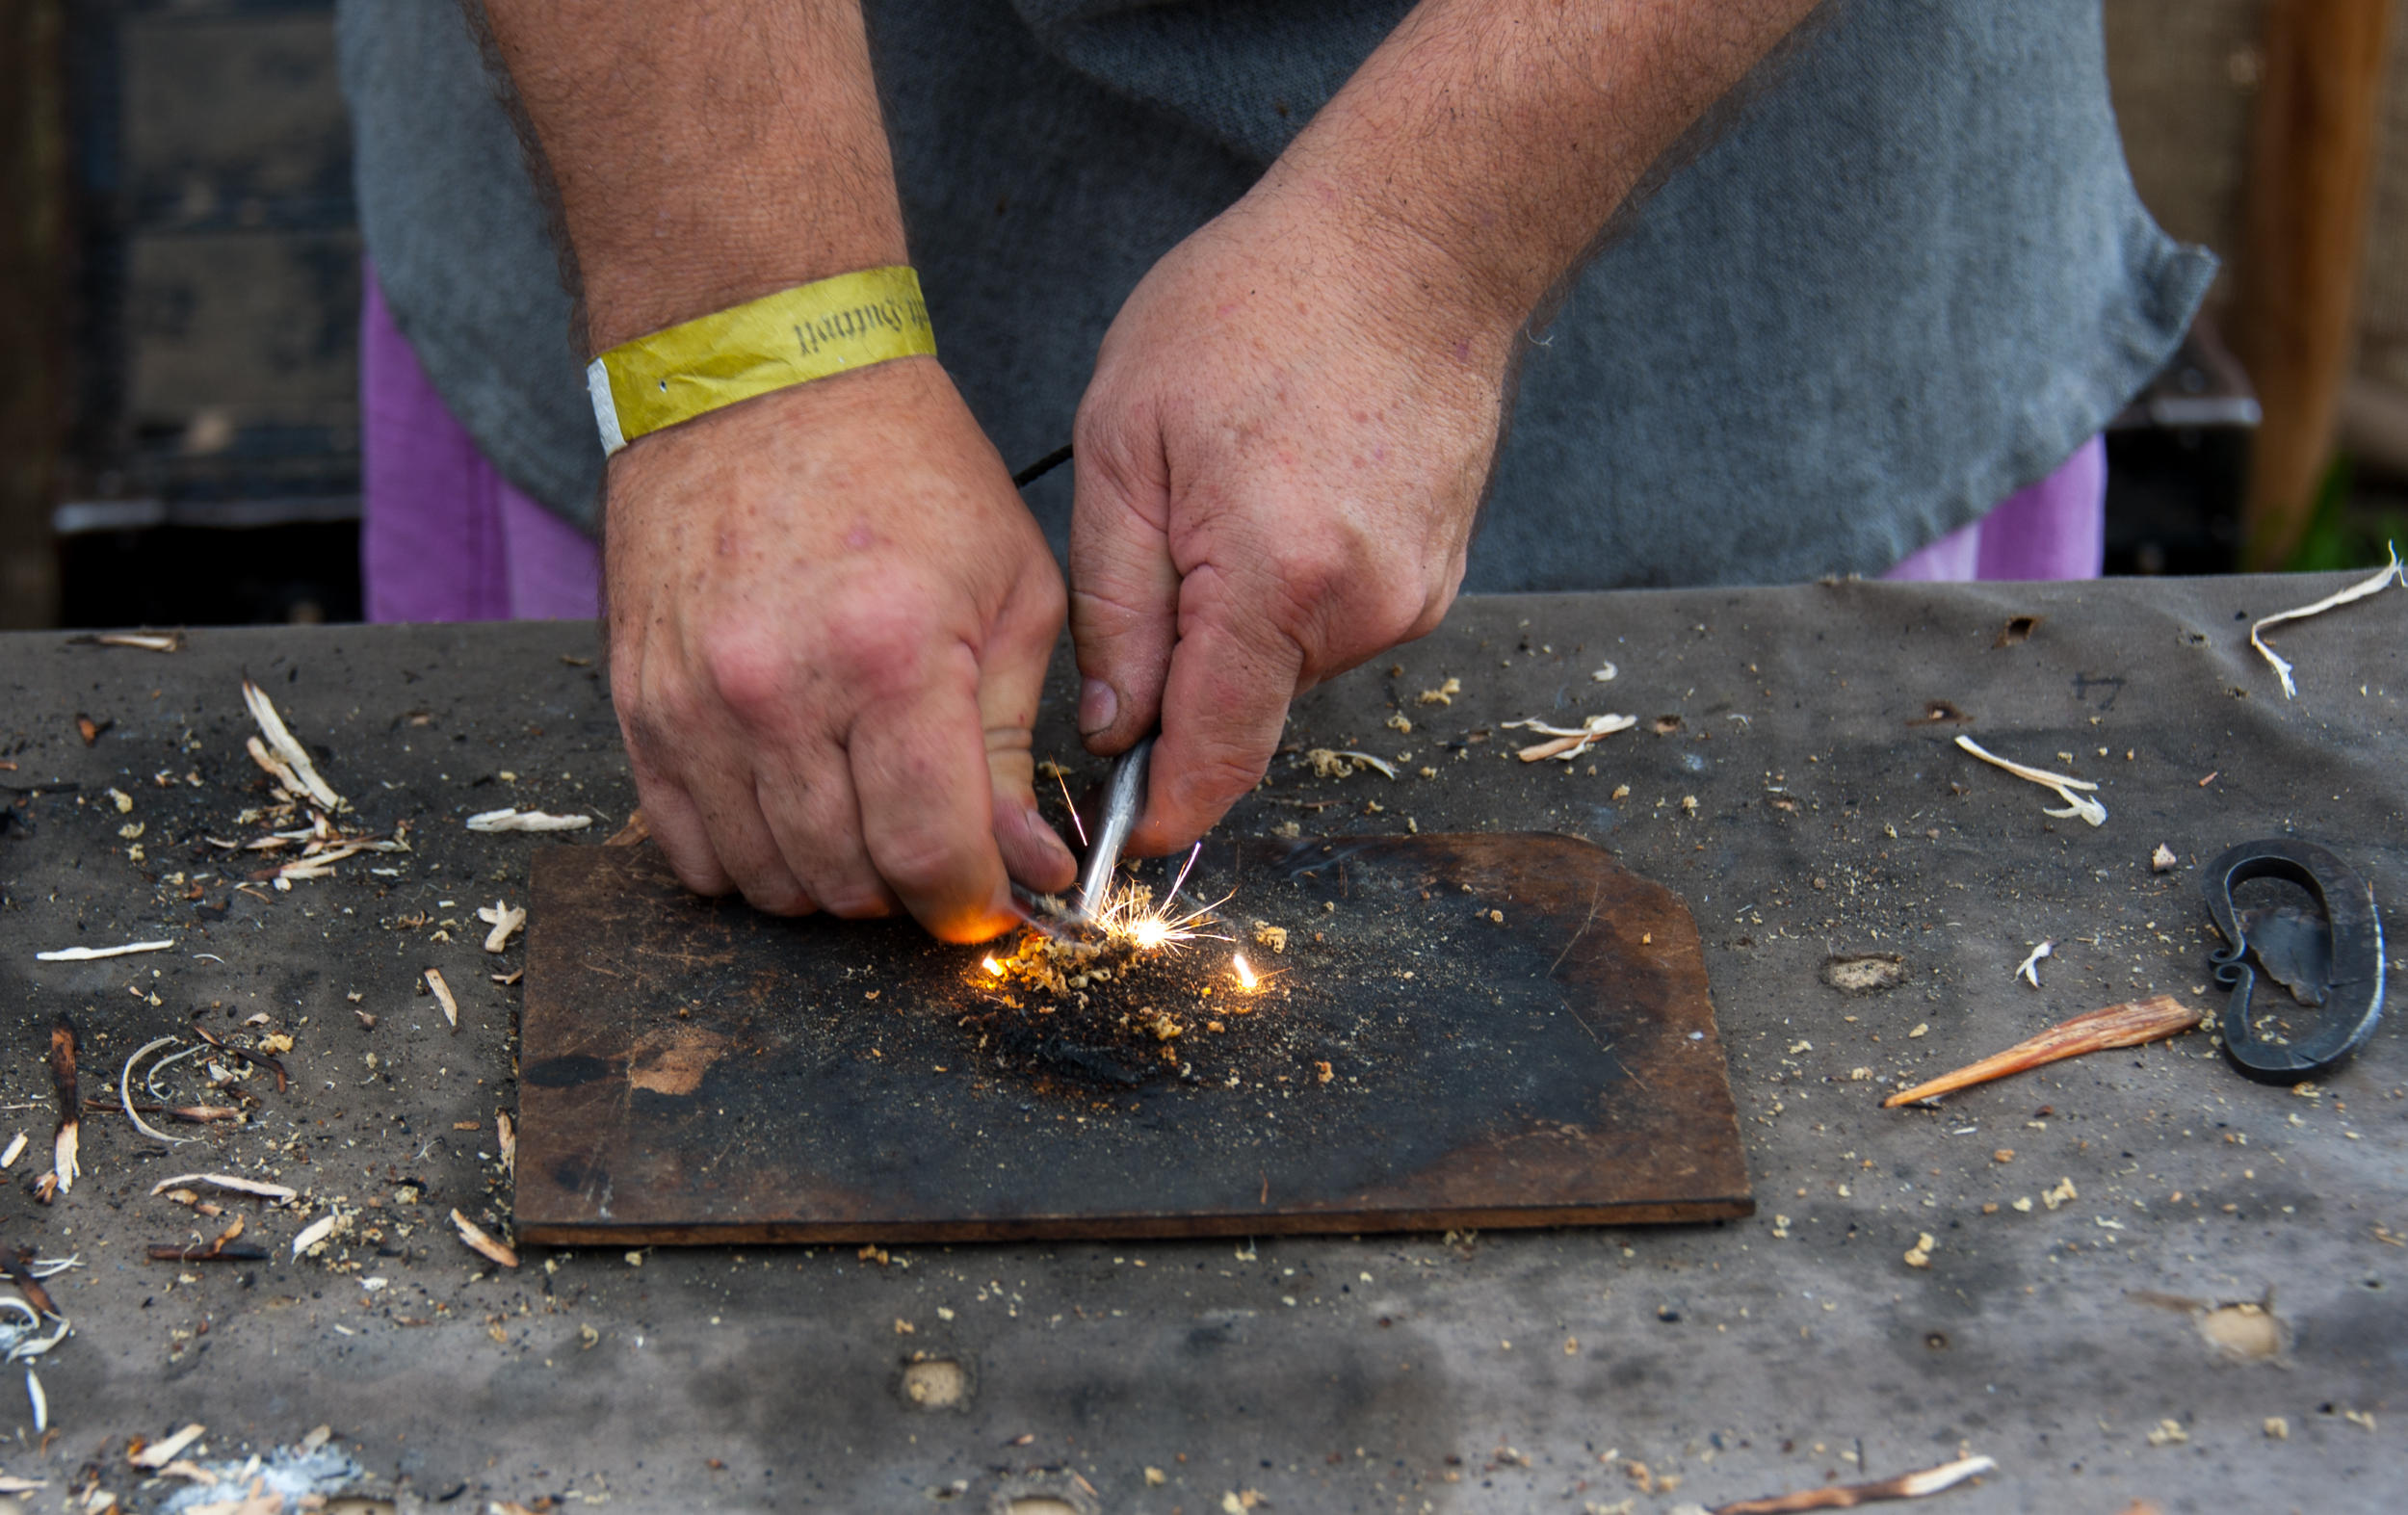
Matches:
[588,267,937,456]
[1238,164,1532,377]
[581,232,910,355]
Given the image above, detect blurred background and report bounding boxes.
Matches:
[0,0,2402,630]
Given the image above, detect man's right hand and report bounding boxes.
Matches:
[605,355,1077,942]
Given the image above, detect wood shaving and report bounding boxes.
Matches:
[120,1036,192,1147]
[43,1017,78,1199]
[289,1211,347,1259]
[425,968,459,1030]
[1954,736,2105,826]
[1710,1453,1996,1513]
[1504,713,1636,762]
[605,809,651,847]
[241,679,345,811]
[1591,663,1618,681]
[2151,843,2178,873]
[1415,678,1461,706]
[34,939,175,962]
[1302,750,1397,780]
[131,1423,207,1469]
[146,1173,298,1202]
[24,1369,42,1434]
[465,807,593,832]
[452,1208,520,1268]
[497,1111,516,1177]
[2250,543,2402,697]
[477,901,527,953]
[2015,940,2054,988]
[1884,994,2199,1107]
[73,631,184,653]
[0,1134,22,1170]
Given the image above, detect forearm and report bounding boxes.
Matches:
[479,0,903,352]
[1267,0,1822,340]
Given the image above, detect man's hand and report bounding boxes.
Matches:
[1069,0,1819,849]
[607,358,1076,940]
[483,0,1081,939]
[1069,191,1508,851]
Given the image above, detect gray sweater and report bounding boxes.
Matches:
[338,0,2212,591]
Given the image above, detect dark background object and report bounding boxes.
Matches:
[13,0,2405,627]
[48,0,361,628]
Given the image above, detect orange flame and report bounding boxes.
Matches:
[1232,953,1259,990]
[982,955,1005,978]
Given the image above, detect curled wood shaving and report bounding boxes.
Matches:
[1504,713,1636,762]
[478,901,527,953]
[242,679,345,811]
[120,1037,193,1147]
[1883,995,2199,1107]
[2251,543,2402,698]
[425,968,459,1031]
[1712,1453,1996,1513]
[34,939,174,962]
[145,1172,298,1202]
[1954,736,2105,826]
[465,808,593,832]
[1302,750,1397,780]
[452,1209,519,1268]
[2015,940,2054,988]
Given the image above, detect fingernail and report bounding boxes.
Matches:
[1078,678,1118,736]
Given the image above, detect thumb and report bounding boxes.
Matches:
[1067,406,1181,757]
[982,571,1079,895]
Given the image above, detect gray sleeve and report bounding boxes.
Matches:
[337,0,603,532]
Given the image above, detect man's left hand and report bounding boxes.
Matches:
[1066,181,1519,851]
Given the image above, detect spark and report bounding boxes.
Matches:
[1090,868,1231,958]
[1232,953,1259,991]
[1057,770,1087,848]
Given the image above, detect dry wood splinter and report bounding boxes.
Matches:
[1883,996,2200,1108]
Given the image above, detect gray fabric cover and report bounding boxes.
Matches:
[336,0,2215,590]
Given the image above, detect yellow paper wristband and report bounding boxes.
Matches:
[584,265,936,455]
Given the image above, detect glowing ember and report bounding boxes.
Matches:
[1232,953,1259,990]
[982,955,1006,978]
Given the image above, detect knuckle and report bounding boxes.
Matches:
[696,624,791,726]
[817,590,932,692]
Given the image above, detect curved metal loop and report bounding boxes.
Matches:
[2200,838,2385,1081]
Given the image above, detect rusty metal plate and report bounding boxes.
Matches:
[515,833,1751,1244]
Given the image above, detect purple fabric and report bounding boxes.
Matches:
[360,267,600,622]
[1883,434,2107,583]
[363,255,2104,609]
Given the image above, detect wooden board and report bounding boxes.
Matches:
[514,833,1751,1244]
